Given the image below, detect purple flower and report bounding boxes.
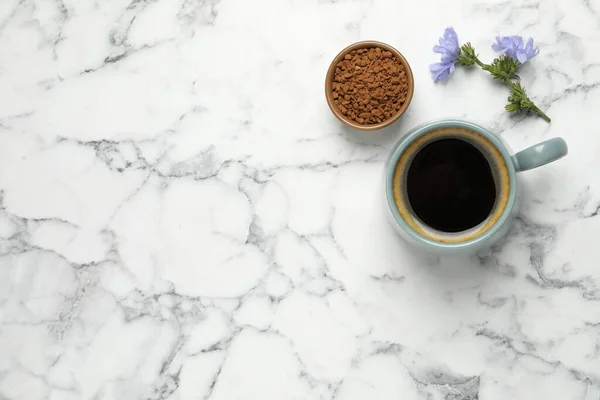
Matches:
[430,27,460,82]
[492,36,539,64]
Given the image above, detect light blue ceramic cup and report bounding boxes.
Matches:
[384,120,568,256]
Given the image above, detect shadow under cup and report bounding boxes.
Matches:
[389,126,513,245]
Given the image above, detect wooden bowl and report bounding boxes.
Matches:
[325,41,414,131]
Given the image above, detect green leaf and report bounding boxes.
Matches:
[505,103,520,112]
[505,82,551,122]
[484,56,520,83]
[457,43,479,66]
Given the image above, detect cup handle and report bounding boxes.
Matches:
[512,137,568,172]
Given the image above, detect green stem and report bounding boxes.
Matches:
[531,105,552,123]
[502,80,514,91]
[504,81,551,123]
[475,63,551,123]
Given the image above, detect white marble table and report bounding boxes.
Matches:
[1,0,599,399]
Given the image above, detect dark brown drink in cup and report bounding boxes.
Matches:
[392,127,510,243]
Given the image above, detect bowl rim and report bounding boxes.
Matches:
[325,40,415,131]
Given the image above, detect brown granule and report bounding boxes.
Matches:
[332,47,409,125]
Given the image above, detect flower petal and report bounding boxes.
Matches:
[440,52,458,63]
[491,44,502,52]
[447,62,456,75]
[513,36,525,49]
[429,62,447,72]
[444,30,460,55]
[491,37,505,52]
[524,38,539,61]
[432,68,450,82]
[429,62,453,82]
[443,27,459,46]
[492,35,535,62]
[433,26,460,61]
[523,37,533,53]
[433,45,450,55]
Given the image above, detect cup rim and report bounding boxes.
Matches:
[385,119,518,250]
[324,41,414,131]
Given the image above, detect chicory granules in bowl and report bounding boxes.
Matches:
[325,41,414,131]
